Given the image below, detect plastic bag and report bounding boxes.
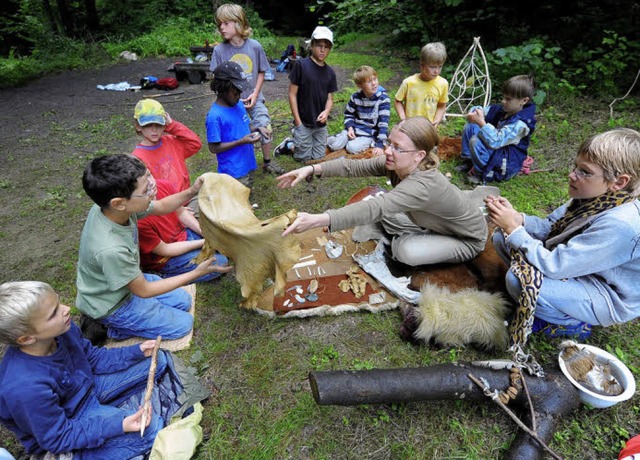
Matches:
[149,402,204,460]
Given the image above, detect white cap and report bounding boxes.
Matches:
[311,26,333,45]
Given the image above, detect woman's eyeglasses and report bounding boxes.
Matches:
[382,140,419,155]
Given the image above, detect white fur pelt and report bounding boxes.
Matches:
[414,283,511,350]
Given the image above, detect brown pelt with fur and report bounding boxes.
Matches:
[413,283,511,350]
[401,220,511,347]
[306,147,376,165]
[437,136,462,161]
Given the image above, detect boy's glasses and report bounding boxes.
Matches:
[382,140,419,155]
[571,167,603,180]
[131,184,154,198]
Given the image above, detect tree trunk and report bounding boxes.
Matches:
[309,363,580,459]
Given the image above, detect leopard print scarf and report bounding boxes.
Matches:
[509,190,635,377]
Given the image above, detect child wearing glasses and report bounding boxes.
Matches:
[486,128,640,338]
[460,75,537,184]
[277,117,488,266]
[76,154,231,341]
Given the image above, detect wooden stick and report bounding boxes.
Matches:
[467,373,563,460]
[140,335,162,437]
[144,91,185,98]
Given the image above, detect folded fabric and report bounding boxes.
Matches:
[97,81,141,91]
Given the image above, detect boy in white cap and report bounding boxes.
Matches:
[275,25,338,163]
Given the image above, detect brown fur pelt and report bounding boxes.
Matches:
[402,221,511,348]
[437,136,462,161]
[196,173,301,309]
[413,283,510,350]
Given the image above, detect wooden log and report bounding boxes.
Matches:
[309,363,580,459]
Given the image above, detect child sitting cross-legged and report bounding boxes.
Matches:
[0,281,186,459]
[486,128,640,339]
[76,154,232,341]
[326,65,391,156]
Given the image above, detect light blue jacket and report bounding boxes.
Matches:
[505,200,640,325]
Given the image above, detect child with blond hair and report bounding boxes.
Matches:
[209,3,284,174]
[486,128,640,339]
[394,42,448,126]
[327,65,391,156]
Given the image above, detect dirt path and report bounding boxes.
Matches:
[0,57,351,287]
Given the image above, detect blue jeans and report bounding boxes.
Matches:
[492,230,598,326]
[461,123,492,171]
[159,229,228,283]
[75,352,170,460]
[102,274,193,340]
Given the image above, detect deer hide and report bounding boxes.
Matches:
[196,173,301,308]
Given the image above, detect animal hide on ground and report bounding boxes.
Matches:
[196,173,301,309]
[437,136,462,160]
[414,283,510,350]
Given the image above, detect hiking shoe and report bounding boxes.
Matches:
[274,137,293,157]
[532,318,592,341]
[263,161,285,175]
[455,160,472,172]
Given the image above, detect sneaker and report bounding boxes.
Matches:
[274,137,293,157]
[532,318,592,341]
[455,160,472,172]
[263,161,285,175]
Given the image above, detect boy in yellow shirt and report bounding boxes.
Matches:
[394,42,449,127]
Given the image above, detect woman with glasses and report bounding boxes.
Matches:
[276,116,488,266]
[485,128,640,338]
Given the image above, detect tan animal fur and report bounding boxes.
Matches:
[414,283,510,349]
[196,173,301,309]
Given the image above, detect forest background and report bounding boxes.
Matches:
[1,0,640,459]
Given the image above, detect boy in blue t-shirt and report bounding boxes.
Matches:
[206,60,264,189]
[209,3,284,175]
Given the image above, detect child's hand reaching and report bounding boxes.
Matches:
[164,112,173,125]
[347,127,356,140]
[484,195,523,235]
[123,405,152,433]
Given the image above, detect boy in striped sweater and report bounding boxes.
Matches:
[326,65,391,156]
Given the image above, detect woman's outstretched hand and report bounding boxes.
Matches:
[282,212,330,236]
[276,166,313,189]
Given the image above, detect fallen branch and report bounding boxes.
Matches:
[141,335,162,437]
[308,362,580,459]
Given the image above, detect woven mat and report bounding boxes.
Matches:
[253,227,398,317]
[104,284,196,351]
